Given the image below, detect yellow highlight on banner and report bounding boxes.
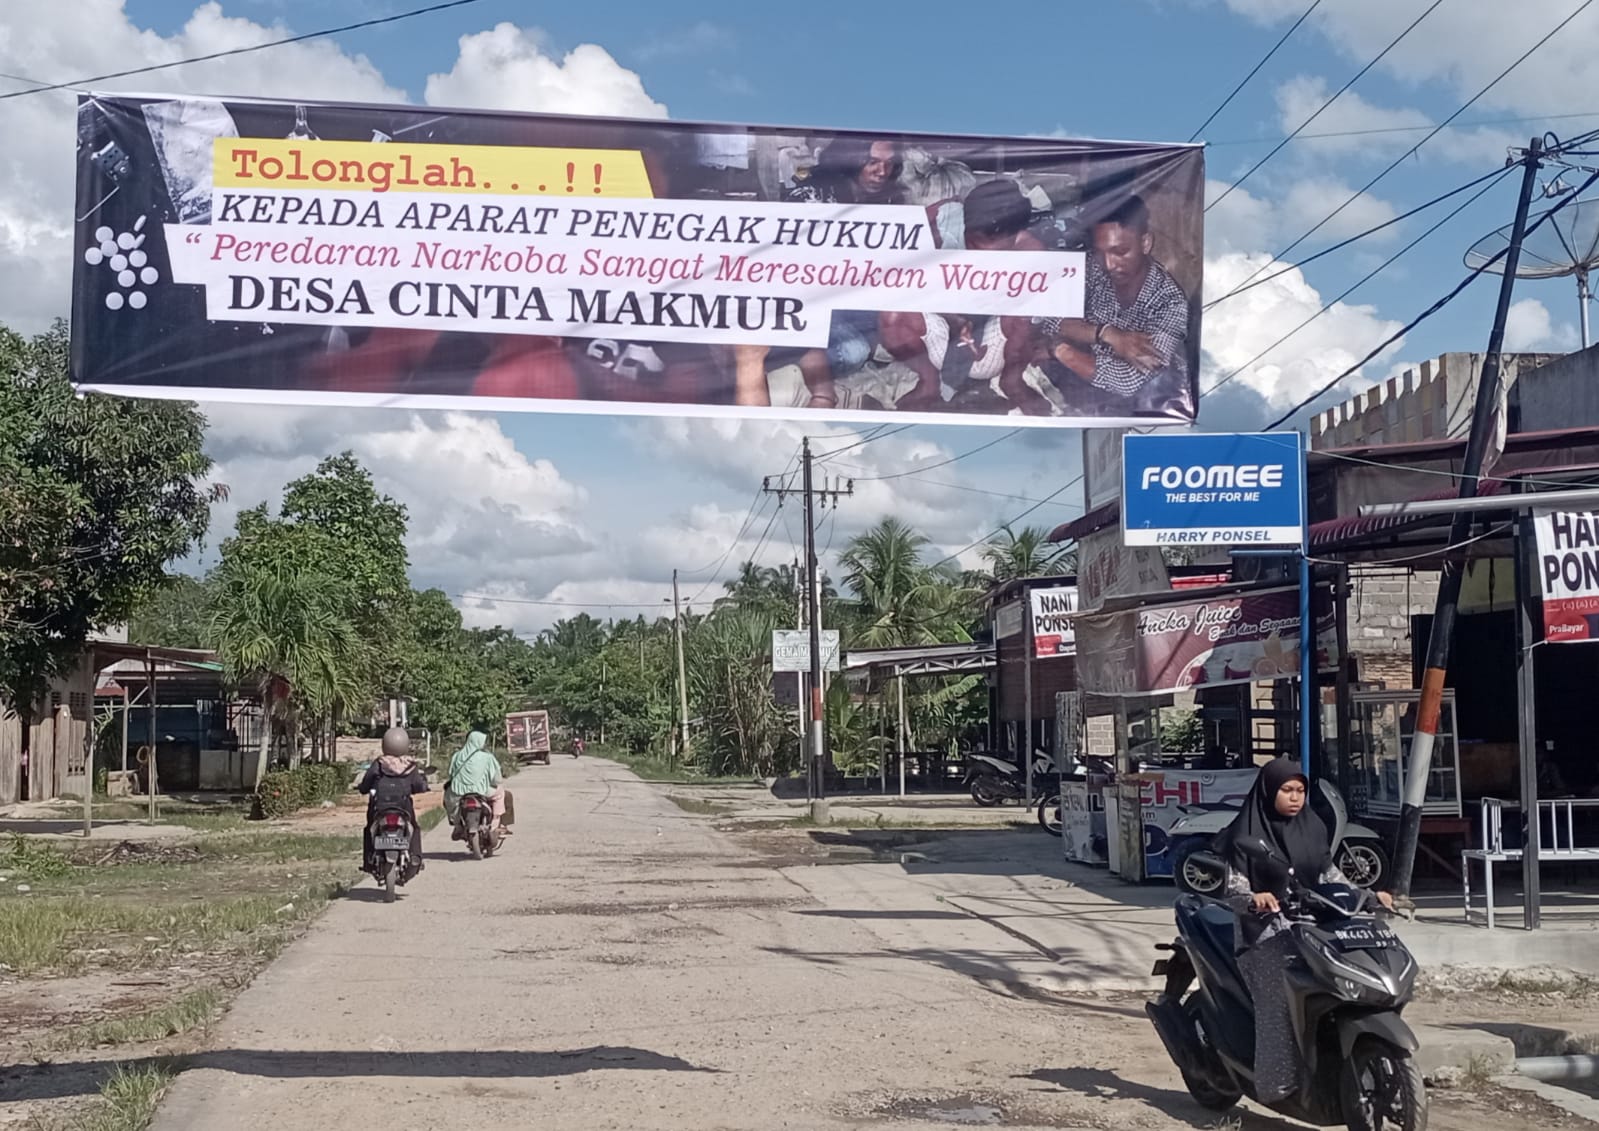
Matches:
[212,138,655,198]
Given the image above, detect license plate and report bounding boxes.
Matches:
[1332,924,1397,950]
[374,833,408,851]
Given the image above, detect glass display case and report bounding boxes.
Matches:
[1343,689,1462,818]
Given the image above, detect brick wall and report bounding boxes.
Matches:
[1346,567,1435,689]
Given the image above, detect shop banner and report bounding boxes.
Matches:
[1533,509,1599,641]
[1076,525,1170,612]
[1062,781,1109,866]
[1131,769,1257,880]
[1122,432,1304,546]
[1028,585,1079,657]
[71,94,1204,427]
[1074,584,1337,696]
[773,629,841,672]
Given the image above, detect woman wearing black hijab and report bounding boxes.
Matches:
[1213,758,1394,1103]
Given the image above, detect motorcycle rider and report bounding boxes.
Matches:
[444,730,510,839]
[357,726,428,881]
[1213,759,1393,1103]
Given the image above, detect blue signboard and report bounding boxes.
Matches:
[1122,432,1304,547]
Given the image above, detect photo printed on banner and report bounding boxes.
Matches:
[71,94,1205,427]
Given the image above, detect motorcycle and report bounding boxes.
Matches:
[1168,779,1391,895]
[368,807,415,903]
[965,750,1057,808]
[455,793,500,860]
[1145,839,1424,1130]
[1035,755,1116,838]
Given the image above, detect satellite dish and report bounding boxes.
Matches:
[1465,196,1599,348]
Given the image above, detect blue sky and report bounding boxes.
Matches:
[6,0,1598,631]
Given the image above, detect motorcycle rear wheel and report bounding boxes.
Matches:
[1340,1037,1427,1131]
[971,777,1003,807]
[466,812,483,860]
[1179,1001,1241,1112]
[383,863,397,904]
[1335,841,1391,891]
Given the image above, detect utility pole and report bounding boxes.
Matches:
[599,657,607,747]
[795,557,808,785]
[764,441,852,815]
[672,569,690,753]
[1392,137,1545,899]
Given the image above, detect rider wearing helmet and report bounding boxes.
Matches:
[357,726,428,880]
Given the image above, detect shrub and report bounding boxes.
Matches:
[250,762,355,820]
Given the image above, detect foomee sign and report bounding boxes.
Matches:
[1121,432,1303,547]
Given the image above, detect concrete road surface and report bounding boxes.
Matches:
[149,758,1505,1131]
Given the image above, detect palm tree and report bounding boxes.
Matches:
[840,519,980,646]
[212,562,364,787]
[979,524,1076,585]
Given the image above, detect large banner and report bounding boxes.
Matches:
[1533,509,1599,641]
[70,95,1204,427]
[1075,584,1337,696]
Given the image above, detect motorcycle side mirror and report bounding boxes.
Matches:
[1239,837,1292,881]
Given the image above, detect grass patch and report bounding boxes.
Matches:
[194,833,360,862]
[420,806,447,832]
[39,988,223,1053]
[0,834,74,882]
[597,744,762,785]
[0,880,347,974]
[59,1063,176,1131]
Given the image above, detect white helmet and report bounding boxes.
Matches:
[380,727,411,759]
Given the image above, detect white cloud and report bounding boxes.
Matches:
[1229,0,1599,121]
[1204,176,1398,253]
[1503,297,1580,352]
[1274,75,1433,156]
[200,404,595,603]
[423,24,666,117]
[1201,251,1407,408]
[0,5,664,335]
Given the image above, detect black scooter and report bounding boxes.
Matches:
[1145,836,1426,1130]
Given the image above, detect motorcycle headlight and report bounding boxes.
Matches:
[1307,936,1397,1001]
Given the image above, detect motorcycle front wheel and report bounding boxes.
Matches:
[1336,841,1391,891]
[1340,1037,1427,1131]
[1037,794,1063,836]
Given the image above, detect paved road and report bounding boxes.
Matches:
[151,758,1516,1131]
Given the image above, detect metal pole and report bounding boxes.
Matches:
[1024,596,1034,808]
[1579,272,1591,350]
[1512,484,1542,928]
[879,683,887,796]
[146,650,157,825]
[897,673,906,799]
[1299,438,1314,778]
[1393,138,1544,899]
[803,439,826,809]
[672,569,689,749]
[1334,566,1354,805]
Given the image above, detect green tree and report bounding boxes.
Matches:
[129,574,215,649]
[211,544,365,786]
[979,524,1076,585]
[840,519,979,646]
[0,320,214,710]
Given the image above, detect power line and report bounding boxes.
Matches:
[1204,164,1511,312]
[929,474,1086,571]
[0,0,488,101]
[1207,108,1599,148]
[850,428,1023,481]
[454,592,671,610]
[1202,163,1516,399]
[1189,0,1324,142]
[1263,163,1599,429]
[1216,0,1599,302]
[811,424,914,460]
[1205,0,1445,214]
